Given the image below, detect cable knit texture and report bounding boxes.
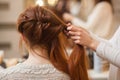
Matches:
[95,26,120,80]
[0,63,70,80]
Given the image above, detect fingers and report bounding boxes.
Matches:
[70,35,81,44]
[68,31,81,36]
[66,25,82,45]
[67,25,79,31]
[65,24,88,45]
[66,23,72,27]
[74,40,80,44]
[67,24,89,36]
[66,24,88,33]
[71,36,80,40]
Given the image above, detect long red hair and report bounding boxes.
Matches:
[17,5,89,80]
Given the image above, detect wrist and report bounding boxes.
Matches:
[89,39,100,51]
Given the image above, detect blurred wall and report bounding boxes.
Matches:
[112,0,120,25]
[0,0,24,23]
[0,0,119,58]
[0,0,24,58]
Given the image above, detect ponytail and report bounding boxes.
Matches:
[50,32,89,80]
[50,33,69,74]
[68,45,89,80]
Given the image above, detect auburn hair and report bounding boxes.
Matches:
[17,5,89,80]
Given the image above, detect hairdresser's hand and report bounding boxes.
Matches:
[67,25,100,51]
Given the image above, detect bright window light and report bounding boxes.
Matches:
[36,0,44,6]
[48,0,57,6]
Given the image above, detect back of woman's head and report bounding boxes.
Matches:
[17,6,65,49]
[17,5,89,80]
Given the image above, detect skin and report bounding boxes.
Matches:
[0,53,4,64]
[20,34,51,65]
[67,24,100,51]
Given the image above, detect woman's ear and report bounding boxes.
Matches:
[20,33,29,48]
[20,33,25,41]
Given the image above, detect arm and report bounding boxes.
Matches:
[0,66,4,70]
[96,41,120,68]
[67,25,120,68]
[96,26,120,68]
[91,27,120,68]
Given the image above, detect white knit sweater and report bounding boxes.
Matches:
[0,63,70,80]
[94,26,120,80]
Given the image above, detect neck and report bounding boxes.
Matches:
[24,48,51,65]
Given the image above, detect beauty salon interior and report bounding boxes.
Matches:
[0,0,120,80]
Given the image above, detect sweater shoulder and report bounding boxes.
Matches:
[0,64,21,79]
[0,63,70,80]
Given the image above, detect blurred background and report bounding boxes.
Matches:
[0,0,120,58]
[0,0,120,79]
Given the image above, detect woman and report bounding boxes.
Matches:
[0,6,89,80]
[67,24,120,80]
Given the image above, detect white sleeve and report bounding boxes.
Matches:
[96,26,120,68]
[96,42,120,68]
[0,66,4,70]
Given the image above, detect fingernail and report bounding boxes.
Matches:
[77,36,80,39]
[74,40,80,44]
[67,22,72,26]
[67,26,72,30]
[68,31,71,34]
